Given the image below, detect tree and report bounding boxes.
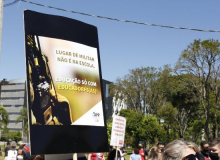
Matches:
[16,107,28,136]
[106,117,113,144]
[110,67,164,114]
[120,109,144,146]
[8,131,22,143]
[175,39,220,141]
[0,105,9,131]
[119,109,143,144]
[0,127,8,141]
[158,74,200,138]
[138,115,166,144]
[157,103,178,137]
[184,119,205,143]
[210,68,220,138]
[119,109,166,147]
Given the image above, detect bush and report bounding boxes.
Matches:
[7,131,22,143]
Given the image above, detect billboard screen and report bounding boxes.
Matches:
[24,10,108,155]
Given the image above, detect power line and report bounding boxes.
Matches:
[4,0,19,7]
[6,0,220,33]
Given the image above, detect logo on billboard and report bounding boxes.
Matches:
[92,112,100,122]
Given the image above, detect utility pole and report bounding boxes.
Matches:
[0,0,3,142]
[0,0,3,73]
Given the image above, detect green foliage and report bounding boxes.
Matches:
[185,119,205,143]
[157,103,178,128]
[106,117,113,143]
[120,109,143,137]
[138,115,166,144]
[0,106,9,130]
[7,131,22,143]
[16,107,28,136]
[119,109,166,147]
[175,39,220,140]
[110,67,165,114]
[158,74,200,138]
[111,39,220,143]
[1,127,9,141]
[0,105,9,139]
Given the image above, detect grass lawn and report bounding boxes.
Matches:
[125,155,130,160]
[0,145,4,160]
[0,144,5,160]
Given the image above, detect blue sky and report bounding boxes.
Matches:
[1,0,220,82]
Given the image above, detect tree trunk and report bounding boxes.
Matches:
[214,104,218,138]
[167,125,170,142]
[179,128,183,138]
[205,89,211,141]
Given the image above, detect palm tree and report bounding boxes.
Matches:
[0,105,9,140]
[0,105,9,130]
[16,107,28,136]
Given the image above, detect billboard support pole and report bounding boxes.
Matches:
[115,146,118,160]
[73,153,77,160]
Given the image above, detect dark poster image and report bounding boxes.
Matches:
[24,10,108,155]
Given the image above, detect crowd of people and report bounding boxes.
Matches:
[3,139,43,160]
[3,138,220,160]
[107,138,220,160]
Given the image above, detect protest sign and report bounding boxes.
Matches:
[110,115,126,147]
[24,10,108,155]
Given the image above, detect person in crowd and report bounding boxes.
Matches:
[148,146,160,160]
[157,142,165,155]
[162,139,202,160]
[107,148,121,160]
[17,149,24,160]
[209,138,220,160]
[7,141,17,160]
[138,144,145,160]
[130,148,141,160]
[144,149,149,160]
[77,153,87,160]
[109,146,114,152]
[119,146,127,160]
[107,146,114,158]
[4,139,12,160]
[33,155,45,160]
[18,143,25,150]
[200,141,211,160]
[88,153,105,160]
[0,145,2,156]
